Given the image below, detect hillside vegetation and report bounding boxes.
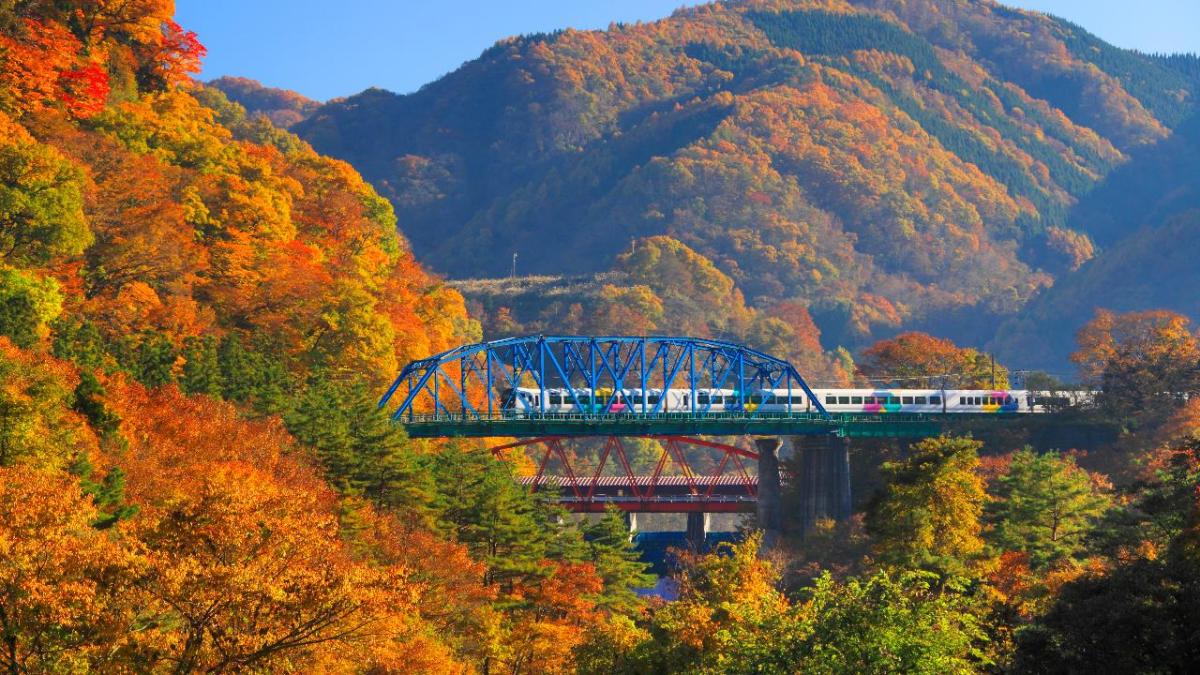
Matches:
[295,0,1200,357]
[0,3,657,671]
[209,74,319,127]
[4,2,1200,672]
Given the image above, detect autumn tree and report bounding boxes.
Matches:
[0,339,93,470]
[0,114,91,266]
[1072,309,1200,417]
[611,236,752,339]
[0,267,62,347]
[859,332,1008,389]
[585,284,663,335]
[987,449,1113,569]
[126,463,409,672]
[789,571,989,674]
[866,436,987,576]
[625,533,794,673]
[0,466,139,673]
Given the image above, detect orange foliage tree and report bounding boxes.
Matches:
[1072,309,1200,416]
[0,465,139,672]
[859,331,1008,388]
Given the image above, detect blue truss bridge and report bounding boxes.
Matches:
[378,335,1075,542]
[378,335,966,439]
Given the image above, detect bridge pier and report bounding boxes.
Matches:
[624,511,639,533]
[755,436,783,550]
[685,512,710,551]
[792,434,852,537]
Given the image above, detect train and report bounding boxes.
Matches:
[499,387,1094,415]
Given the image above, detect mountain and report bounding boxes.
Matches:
[294,0,1200,357]
[990,110,1200,372]
[209,75,320,127]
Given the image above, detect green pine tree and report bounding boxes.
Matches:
[180,335,223,397]
[68,452,138,529]
[431,448,554,602]
[583,505,655,616]
[217,334,257,403]
[0,291,39,347]
[988,448,1112,569]
[72,370,121,438]
[285,378,439,525]
[132,332,176,388]
[51,318,109,372]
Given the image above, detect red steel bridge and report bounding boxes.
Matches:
[378,336,975,537]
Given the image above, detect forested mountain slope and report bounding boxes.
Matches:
[295,0,1200,353]
[991,111,1200,372]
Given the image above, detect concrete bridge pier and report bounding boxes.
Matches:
[624,511,639,533]
[755,436,783,550]
[792,434,852,537]
[685,512,711,551]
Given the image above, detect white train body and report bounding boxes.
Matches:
[499,387,1092,415]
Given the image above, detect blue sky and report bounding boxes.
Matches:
[176,1,1200,102]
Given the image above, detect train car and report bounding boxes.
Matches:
[812,389,949,414]
[498,386,1090,416]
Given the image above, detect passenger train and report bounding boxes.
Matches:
[499,387,1093,415]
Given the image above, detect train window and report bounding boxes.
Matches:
[863,396,875,404]
[697,393,710,405]
[930,396,941,405]
[890,396,901,405]
[549,393,562,405]
[915,396,927,404]
[959,397,969,406]
[851,396,863,404]
[647,394,660,405]
[1004,395,1013,405]
[838,396,850,405]
[790,395,805,404]
[902,396,913,404]
[826,396,837,404]
[748,394,763,404]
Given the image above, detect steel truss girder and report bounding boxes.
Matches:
[379,335,828,424]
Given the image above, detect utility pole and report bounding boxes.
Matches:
[991,355,996,390]
[510,252,518,278]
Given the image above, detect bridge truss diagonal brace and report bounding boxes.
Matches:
[491,435,761,511]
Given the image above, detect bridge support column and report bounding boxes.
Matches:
[624,511,639,533]
[686,512,710,551]
[792,434,852,537]
[755,436,783,550]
